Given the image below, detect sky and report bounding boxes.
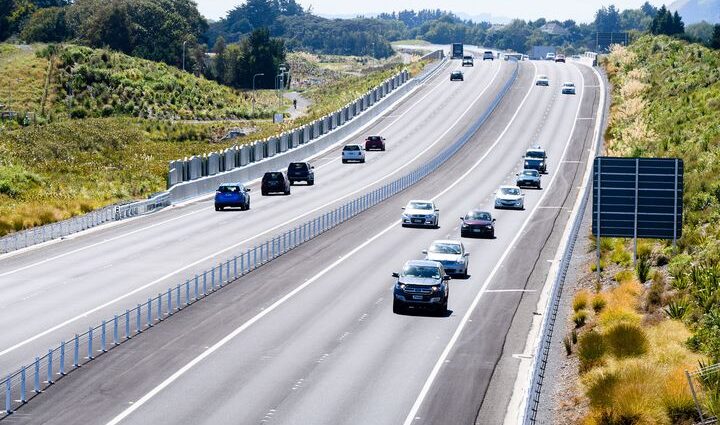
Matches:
[195,0,666,23]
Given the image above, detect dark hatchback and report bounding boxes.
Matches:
[460,209,495,238]
[214,183,251,211]
[261,171,291,195]
[392,260,450,315]
[365,135,386,151]
[287,162,315,185]
[450,70,464,81]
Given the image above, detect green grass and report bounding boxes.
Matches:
[391,39,431,46]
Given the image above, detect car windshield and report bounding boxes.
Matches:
[218,185,240,193]
[452,71,461,76]
[429,243,462,254]
[564,83,574,87]
[526,150,544,158]
[501,187,521,196]
[523,170,539,176]
[408,202,433,210]
[467,211,491,221]
[402,265,441,279]
[344,145,360,151]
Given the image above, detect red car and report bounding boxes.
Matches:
[365,136,386,151]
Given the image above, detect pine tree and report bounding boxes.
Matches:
[712,24,720,49]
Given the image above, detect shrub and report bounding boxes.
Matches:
[578,330,606,371]
[604,323,649,358]
[636,256,652,283]
[665,299,690,320]
[645,280,665,309]
[70,107,88,119]
[573,310,589,328]
[637,241,653,259]
[564,336,572,355]
[590,260,606,272]
[614,269,635,283]
[592,294,607,313]
[573,290,590,312]
[572,329,578,344]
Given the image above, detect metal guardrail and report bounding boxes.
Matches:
[0,59,520,419]
[522,66,609,423]
[687,363,720,425]
[0,193,171,254]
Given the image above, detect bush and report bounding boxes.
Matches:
[636,256,652,283]
[604,323,649,358]
[573,290,590,312]
[592,294,607,313]
[665,299,690,320]
[614,269,635,283]
[70,107,88,119]
[573,310,589,328]
[646,280,665,309]
[564,336,572,355]
[578,330,606,371]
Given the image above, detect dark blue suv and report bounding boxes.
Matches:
[214,183,251,211]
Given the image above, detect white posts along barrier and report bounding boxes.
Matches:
[0,54,497,418]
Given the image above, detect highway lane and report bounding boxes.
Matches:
[0,59,514,375]
[12,61,602,424]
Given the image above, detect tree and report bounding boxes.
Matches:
[672,11,684,34]
[20,6,67,41]
[712,24,720,49]
[212,36,227,84]
[651,6,684,36]
[641,1,658,18]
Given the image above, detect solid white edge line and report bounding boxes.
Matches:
[103,61,516,425]
[0,63,504,358]
[504,62,606,424]
[401,62,586,425]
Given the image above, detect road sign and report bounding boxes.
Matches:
[592,157,683,240]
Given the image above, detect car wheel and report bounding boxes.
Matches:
[261,190,268,196]
[490,230,495,239]
[464,266,469,278]
[381,147,386,151]
[284,189,290,195]
[246,202,250,210]
[342,159,347,164]
[437,300,448,316]
[393,300,405,314]
[360,159,365,163]
[308,179,314,186]
[215,206,221,211]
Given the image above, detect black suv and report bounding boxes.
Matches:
[523,147,548,174]
[287,162,315,185]
[261,171,291,195]
[450,70,464,81]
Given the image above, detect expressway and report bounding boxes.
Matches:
[6,58,603,424]
[0,57,512,376]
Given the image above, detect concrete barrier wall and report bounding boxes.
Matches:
[167,75,420,202]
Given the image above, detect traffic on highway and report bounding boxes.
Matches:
[0,46,603,425]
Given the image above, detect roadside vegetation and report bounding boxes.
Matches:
[560,35,720,423]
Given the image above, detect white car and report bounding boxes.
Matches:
[494,186,525,210]
[561,82,576,95]
[423,240,469,277]
[401,200,440,228]
[546,52,556,60]
[535,75,549,86]
[342,144,365,163]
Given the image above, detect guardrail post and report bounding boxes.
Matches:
[5,375,11,415]
[219,263,223,286]
[241,253,245,275]
[203,272,207,296]
[20,367,26,403]
[211,268,216,291]
[157,294,163,320]
[88,327,94,360]
[124,310,130,339]
[167,288,172,315]
[33,357,39,393]
[59,342,65,375]
[73,335,79,367]
[137,305,142,333]
[185,281,190,307]
[253,246,258,269]
[47,349,53,384]
[113,315,119,345]
[226,260,230,282]
[234,256,237,279]
[194,275,199,300]
[101,320,107,353]
[176,285,181,310]
[145,297,153,328]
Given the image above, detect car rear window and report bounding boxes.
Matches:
[265,172,283,181]
[218,185,240,193]
[526,151,545,158]
[289,163,308,171]
[367,136,381,141]
[343,145,360,151]
[429,243,462,254]
[467,211,491,221]
[408,202,433,210]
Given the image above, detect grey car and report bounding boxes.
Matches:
[423,240,469,277]
[516,169,542,189]
[392,260,450,314]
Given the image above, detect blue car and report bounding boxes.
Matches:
[215,183,251,211]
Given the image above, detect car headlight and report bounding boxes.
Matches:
[431,286,439,292]
[486,225,493,229]
[397,283,406,290]
[401,214,409,219]
[462,224,469,228]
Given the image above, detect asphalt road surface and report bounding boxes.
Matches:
[3,58,603,424]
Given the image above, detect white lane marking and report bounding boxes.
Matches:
[103,62,518,425]
[402,63,586,425]
[0,62,492,279]
[483,289,537,293]
[0,64,506,359]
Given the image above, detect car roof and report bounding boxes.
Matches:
[344,144,362,147]
[522,169,539,173]
[218,182,245,187]
[405,259,442,268]
[563,82,575,85]
[527,148,545,152]
[407,199,434,204]
[468,208,492,214]
[499,185,521,189]
[430,239,462,245]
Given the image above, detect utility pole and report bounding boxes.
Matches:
[252,73,264,116]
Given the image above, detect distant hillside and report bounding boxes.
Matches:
[670,0,720,23]
[0,44,280,120]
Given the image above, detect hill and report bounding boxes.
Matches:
[670,0,720,24]
[0,44,281,121]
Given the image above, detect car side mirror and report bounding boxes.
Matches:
[311,166,315,169]
[516,173,519,176]
[422,249,428,254]
[492,218,496,222]
[435,208,440,212]
[401,207,405,210]
[392,272,399,278]
[246,188,252,192]
[464,252,470,257]
[459,217,464,220]
[443,275,451,281]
